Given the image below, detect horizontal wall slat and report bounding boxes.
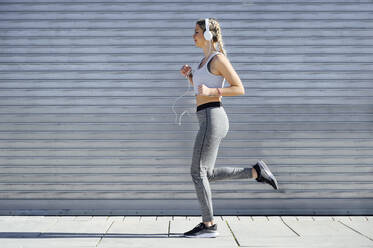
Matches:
[1,62,373,71]
[1,37,373,46]
[1,81,373,89]
[1,97,373,105]
[2,131,373,139]
[2,46,373,53]
[1,71,372,80]
[2,20,373,29]
[1,181,372,191]
[2,148,373,156]
[2,29,373,37]
[8,123,373,130]
[0,165,372,174]
[0,190,372,200]
[0,104,372,114]
[0,174,372,183]
[0,158,373,167]
[1,54,373,63]
[2,12,373,20]
[1,3,373,11]
[1,198,371,215]
[1,140,373,148]
[1,89,373,97]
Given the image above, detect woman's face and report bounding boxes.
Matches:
[193,24,206,48]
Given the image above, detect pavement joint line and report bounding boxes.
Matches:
[225,220,241,247]
[280,216,301,237]
[168,220,170,238]
[338,220,373,242]
[95,220,114,247]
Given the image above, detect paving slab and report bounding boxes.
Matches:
[296,216,314,221]
[223,216,241,222]
[0,218,58,236]
[92,216,112,222]
[280,216,298,221]
[0,217,109,248]
[331,216,352,221]
[338,219,373,241]
[350,216,370,221]
[282,218,373,248]
[224,215,300,247]
[313,216,334,221]
[41,217,111,247]
[74,216,94,221]
[98,216,172,248]
[100,216,237,248]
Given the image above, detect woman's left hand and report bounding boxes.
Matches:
[198,84,212,96]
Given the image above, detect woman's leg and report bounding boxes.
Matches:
[190,107,252,223]
[190,108,218,223]
[208,166,253,182]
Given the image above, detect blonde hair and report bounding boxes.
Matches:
[196,18,227,56]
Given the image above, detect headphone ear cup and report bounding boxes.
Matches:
[204,18,213,41]
[204,30,213,41]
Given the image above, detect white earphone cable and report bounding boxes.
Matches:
[172,69,194,126]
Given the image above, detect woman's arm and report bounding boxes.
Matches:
[180,65,194,86]
[186,71,194,86]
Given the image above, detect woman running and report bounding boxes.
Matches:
[179,18,280,238]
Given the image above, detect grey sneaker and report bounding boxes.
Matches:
[184,222,219,238]
[253,160,279,190]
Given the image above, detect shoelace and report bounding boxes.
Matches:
[192,223,205,231]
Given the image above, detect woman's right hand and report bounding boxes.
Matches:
[180,64,192,78]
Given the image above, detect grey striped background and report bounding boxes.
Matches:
[0,0,372,215]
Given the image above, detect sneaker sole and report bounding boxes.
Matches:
[184,232,219,238]
[258,160,279,190]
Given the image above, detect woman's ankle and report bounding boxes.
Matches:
[252,167,258,179]
[203,221,213,227]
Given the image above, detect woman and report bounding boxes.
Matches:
[180,18,279,238]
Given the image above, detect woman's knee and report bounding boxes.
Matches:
[190,164,207,180]
[207,170,214,181]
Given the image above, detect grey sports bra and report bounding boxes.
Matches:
[192,52,226,95]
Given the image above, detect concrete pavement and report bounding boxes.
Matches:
[0,216,372,247]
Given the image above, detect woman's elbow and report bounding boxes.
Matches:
[239,86,245,95]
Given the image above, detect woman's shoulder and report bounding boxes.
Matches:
[211,52,230,66]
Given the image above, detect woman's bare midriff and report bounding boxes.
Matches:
[196,95,222,107]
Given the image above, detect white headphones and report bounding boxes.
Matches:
[204,18,213,41]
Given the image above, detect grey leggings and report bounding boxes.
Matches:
[191,105,253,222]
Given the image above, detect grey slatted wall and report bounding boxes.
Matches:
[0,0,372,215]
